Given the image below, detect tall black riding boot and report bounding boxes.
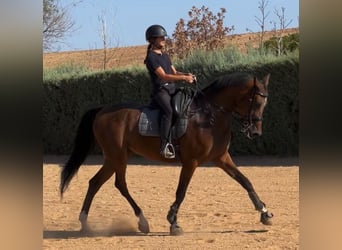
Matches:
[160,116,175,159]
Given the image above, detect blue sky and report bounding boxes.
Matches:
[57,0,299,52]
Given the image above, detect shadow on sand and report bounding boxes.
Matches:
[43,228,268,239]
[43,155,299,167]
[43,229,148,239]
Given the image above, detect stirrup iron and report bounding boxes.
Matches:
[162,142,175,159]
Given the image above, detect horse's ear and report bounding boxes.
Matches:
[262,73,271,87]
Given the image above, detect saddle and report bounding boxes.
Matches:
[138,84,195,140]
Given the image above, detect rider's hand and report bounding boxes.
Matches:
[183,74,196,84]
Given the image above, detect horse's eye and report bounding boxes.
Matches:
[255,103,262,108]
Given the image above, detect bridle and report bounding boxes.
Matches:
[192,77,268,135]
[233,77,268,134]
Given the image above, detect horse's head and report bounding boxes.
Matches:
[234,74,270,139]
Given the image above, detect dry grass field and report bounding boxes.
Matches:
[43,28,298,71]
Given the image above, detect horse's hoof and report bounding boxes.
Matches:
[80,224,92,234]
[260,211,273,225]
[138,213,150,234]
[138,221,150,234]
[79,211,91,233]
[170,224,183,236]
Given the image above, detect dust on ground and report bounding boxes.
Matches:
[43,155,299,249]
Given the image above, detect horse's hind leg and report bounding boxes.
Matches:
[215,153,273,225]
[79,159,115,231]
[114,161,150,234]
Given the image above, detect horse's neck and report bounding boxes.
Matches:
[193,91,234,113]
[191,94,233,129]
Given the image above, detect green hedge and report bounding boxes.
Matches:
[43,56,298,156]
[227,58,299,156]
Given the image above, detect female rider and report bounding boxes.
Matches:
[144,24,195,158]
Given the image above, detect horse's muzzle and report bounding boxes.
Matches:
[246,126,262,139]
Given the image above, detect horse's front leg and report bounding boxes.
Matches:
[215,153,273,225]
[167,163,197,235]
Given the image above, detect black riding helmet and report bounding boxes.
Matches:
[145,25,167,41]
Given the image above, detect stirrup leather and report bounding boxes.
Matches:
[161,142,175,159]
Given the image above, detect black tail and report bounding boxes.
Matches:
[60,107,102,196]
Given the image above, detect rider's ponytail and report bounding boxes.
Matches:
[144,43,152,64]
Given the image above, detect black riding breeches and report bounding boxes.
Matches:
[153,89,173,141]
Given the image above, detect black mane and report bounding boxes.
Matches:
[201,72,252,95]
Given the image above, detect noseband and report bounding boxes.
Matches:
[233,77,268,133]
[196,77,268,134]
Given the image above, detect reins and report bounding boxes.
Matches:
[193,76,268,133]
[192,79,230,114]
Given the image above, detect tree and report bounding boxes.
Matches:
[169,18,188,58]
[97,8,121,70]
[269,7,293,56]
[168,6,234,59]
[43,0,77,51]
[248,0,270,54]
[98,10,108,70]
[264,32,299,55]
[246,0,270,54]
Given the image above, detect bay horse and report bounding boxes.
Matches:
[60,72,273,235]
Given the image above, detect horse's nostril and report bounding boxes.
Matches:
[253,132,261,137]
